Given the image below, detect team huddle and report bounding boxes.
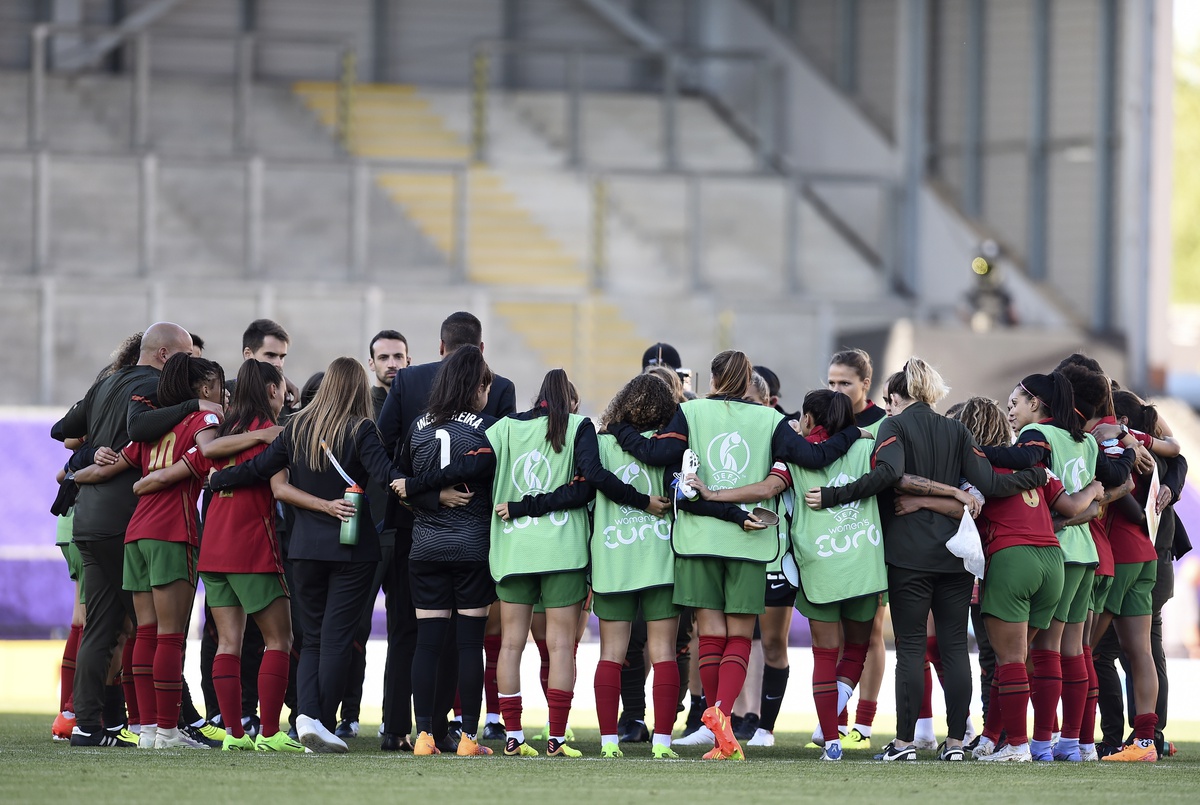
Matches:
[47,311,1184,764]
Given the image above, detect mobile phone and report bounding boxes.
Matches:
[676,367,694,392]
[454,483,470,494]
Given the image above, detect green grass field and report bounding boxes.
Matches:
[4,714,1200,805]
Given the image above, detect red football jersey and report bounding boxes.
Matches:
[123,410,220,545]
[1104,472,1156,565]
[1089,512,1115,577]
[186,420,284,575]
[977,467,1064,557]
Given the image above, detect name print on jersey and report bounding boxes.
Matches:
[811,471,881,558]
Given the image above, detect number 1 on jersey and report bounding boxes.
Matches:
[435,428,451,469]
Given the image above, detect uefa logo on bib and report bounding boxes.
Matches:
[707,431,750,488]
[1062,456,1088,493]
[512,450,552,495]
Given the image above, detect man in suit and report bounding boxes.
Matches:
[377,311,516,751]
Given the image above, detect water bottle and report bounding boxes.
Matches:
[339,484,364,546]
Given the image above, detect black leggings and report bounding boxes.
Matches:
[888,565,975,741]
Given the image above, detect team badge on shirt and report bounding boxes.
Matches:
[204,413,220,426]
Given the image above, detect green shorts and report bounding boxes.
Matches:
[123,539,197,592]
[1105,561,1156,618]
[60,543,86,604]
[592,586,678,622]
[794,573,879,624]
[496,570,588,609]
[201,571,289,614]
[981,545,1064,631]
[1052,563,1095,625]
[672,556,765,615]
[1091,573,1113,614]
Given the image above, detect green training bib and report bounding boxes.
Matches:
[674,399,783,563]
[590,433,674,594]
[1025,423,1099,566]
[487,414,591,582]
[788,440,887,603]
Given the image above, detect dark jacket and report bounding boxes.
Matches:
[820,402,1047,574]
[209,419,399,563]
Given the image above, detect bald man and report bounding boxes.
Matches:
[52,321,218,747]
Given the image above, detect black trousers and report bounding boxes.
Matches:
[383,528,419,736]
[340,535,395,724]
[291,559,376,730]
[888,565,975,742]
[74,538,135,729]
[969,601,995,718]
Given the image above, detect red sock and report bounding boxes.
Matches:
[715,636,752,716]
[213,652,244,739]
[982,678,1003,743]
[131,626,157,729]
[855,698,877,728]
[651,661,680,738]
[499,694,523,735]
[153,633,185,730]
[698,635,726,709]
[483,635,501,715]
[1060,653,1088,739]
[535,639,550,698]
[453,690,462,720]
[919,662,934,720]
[60,624,83,712]
[1080,643,1099,744]
[996,662,1030,746]
[925,635,944,682]
[546,688,573,738]
[836,641,869,687]
[593,660,622,736]
[122,636,139,726]
[1133,712,1158,742]
[812,646,840,743]
[1029,649,1062,742]
[258,649,289,737]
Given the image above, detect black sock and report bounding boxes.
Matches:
[102,683,126,730]
[179,677,203,726]
[456,615,487,737]
[759,664,790,732]
[412,618,450,736]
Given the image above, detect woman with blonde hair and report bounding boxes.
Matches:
[807,357,1047,761]
[209,357,400,753]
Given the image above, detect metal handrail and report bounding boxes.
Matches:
[28,24,356,153]
[10,143,896,294]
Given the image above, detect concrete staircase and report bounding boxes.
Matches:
[293,81,656,408]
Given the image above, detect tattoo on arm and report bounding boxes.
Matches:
[895,473,961,498]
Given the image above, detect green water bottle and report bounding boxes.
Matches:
[339,484,364,546]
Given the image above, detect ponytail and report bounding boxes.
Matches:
[535,369,577,453]
[1020,371,1085,442]
[158,353,223,408]
[802,389,854,434]
[1112,389,1158,436]
[219,359,282,436]
[902,357,949,405]
[709,350,753,399]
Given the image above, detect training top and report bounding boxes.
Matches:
[123,410,220,545]
[400,409,497,563]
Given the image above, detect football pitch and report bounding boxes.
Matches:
[4,715,1200,805]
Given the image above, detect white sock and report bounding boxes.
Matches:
[827,738,842,752]
[811,723,825,742]
[853,722,872,738]
[190,718,206,728]
[915,717,935,740]
[836,681,854,717]
[62,710,75,719]
[508,728,525,743]
[551,735,565,743]
[653,733,671,748]
[485,713,500,725]
[128,723,141,734]
[965,715,976,736]
[601,733,618,745]
[1080,742,1095,752]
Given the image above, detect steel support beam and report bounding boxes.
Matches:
[1027,0,1051,282]
[962,0,984,218]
